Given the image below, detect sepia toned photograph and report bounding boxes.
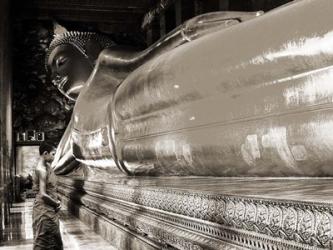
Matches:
[0,0,332,249]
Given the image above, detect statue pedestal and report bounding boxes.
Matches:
[57,176,333,250]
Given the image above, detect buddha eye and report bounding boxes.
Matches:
[56,56,68,68]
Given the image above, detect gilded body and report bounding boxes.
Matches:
[52,0,333,176]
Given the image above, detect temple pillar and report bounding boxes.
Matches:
[219,0,229,10]
[159,11,166,38]
[194,0,203,15]
[0,0,13,240]
[175,0,182,26]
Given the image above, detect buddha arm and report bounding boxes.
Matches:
[53,149,78,175]
[97,11,262,83]
[52,119,79,175]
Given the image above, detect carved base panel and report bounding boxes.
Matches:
[57,176,333,250]
[60,195,163,250]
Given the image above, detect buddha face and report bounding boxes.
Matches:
[47,44,93,101]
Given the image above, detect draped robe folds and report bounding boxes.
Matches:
[32,166,63,250]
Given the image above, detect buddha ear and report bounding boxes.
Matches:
[53,21,68,37]
[85,39,102,62]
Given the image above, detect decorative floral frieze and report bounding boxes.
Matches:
[57,178,333,249]
[59,191,242,250]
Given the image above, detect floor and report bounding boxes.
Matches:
[0,199,117,250]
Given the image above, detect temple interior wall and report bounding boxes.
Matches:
[12,21,74,143]
[0,0,13,241]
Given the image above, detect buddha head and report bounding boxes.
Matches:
[46,31,114,101]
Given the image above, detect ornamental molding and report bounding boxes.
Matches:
[59,192,241,250]
[57,177,333,249]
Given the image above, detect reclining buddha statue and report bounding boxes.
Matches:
[49,0,333,177]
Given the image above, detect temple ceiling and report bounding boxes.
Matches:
[13,0,155,33]
[12,0,292,34]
